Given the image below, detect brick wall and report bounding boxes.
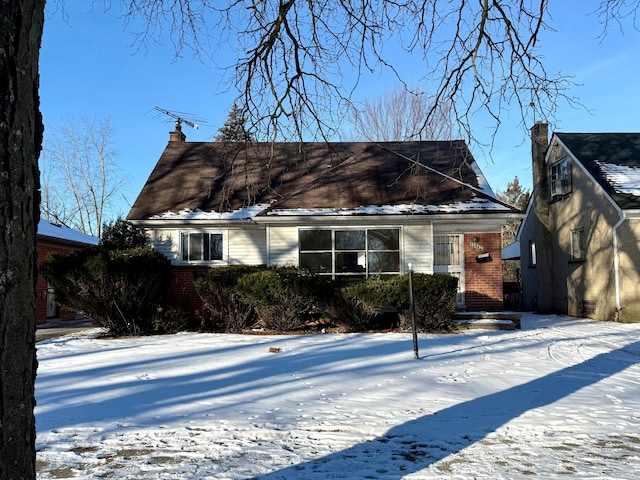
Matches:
[463,232,504,311]
[167,266,210,320]
[36,241,84,323]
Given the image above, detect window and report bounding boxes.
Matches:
[433,234,464,304]
[570,228,585,261]
[299,228,400,277]
[549,157,572,197]
[529,240,537,267]
[181,232,223,262]
[434,234,461,266]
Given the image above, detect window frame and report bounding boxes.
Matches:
[570,228,586,262]
[298,227,401,278]
[180,231,224,263]
[549,157,572,198]
[528,240,537,267]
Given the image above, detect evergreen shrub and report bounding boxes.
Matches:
[41,245,172,336]
[392,273,459,331]
[193,265,263,332]
[236,267,327,332]
[332,273,458,332]
[330,277,397,331]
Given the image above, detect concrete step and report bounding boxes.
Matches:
[454,312,521,330]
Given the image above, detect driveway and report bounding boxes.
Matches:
[36,318,96,342]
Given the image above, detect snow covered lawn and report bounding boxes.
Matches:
[35,313,640,479]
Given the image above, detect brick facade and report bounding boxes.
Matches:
[166,266,210,321]
[463,232,504,311]
[36,240,84,324]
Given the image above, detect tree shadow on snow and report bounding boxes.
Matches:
[251,340,640,479]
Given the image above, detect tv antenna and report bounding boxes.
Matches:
[153,106,201,130]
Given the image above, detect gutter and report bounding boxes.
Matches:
[613,212,625,320]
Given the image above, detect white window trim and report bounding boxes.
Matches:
[550,157,572,197]
[298,226,403,278]
[433,233,465,306]
[570,228,586,261]
[179,231,226,264]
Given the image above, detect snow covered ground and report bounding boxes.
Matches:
[35,313,640,479]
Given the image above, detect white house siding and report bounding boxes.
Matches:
[145,226,268,266]
[402,223,433,273]
[266,224,300,266]
[227,226,268,265]
[147,228,180,263]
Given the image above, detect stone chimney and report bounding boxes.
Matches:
[169,121,186,142]
[531,121,550,227]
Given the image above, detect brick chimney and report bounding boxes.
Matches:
[531,121,550,228]
[169,121,186,142]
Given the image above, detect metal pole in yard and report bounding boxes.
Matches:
[408,263,419,359]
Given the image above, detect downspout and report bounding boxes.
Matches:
[612,212,625,320]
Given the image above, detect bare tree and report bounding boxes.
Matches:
[40,116,125,238]
[349,86,453,142]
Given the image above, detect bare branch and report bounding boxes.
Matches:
[118,0,638,142]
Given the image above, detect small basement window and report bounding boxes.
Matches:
[181,232,223,262]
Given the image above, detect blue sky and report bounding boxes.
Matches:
[39,2,639,220]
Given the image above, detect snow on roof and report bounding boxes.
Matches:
[268,198,512,216]
[470,160,496,197]
[37,219,100,245]
[150,197,512,220]
[150,203,274,220]
[595,161,640,196]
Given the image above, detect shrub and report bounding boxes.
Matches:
[393,273,459,331]
[331,277,397,331]
[331,273,458,332]
[101,217,148,250]
[193,266,263,332]
[41,245,172,336]
[236,267,325,332]
[151,308,190,334]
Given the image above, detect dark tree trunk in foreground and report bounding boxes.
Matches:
[0,1,44,478]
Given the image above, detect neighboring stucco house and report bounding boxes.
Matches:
[519,122,640,322]
[127,126,520,315]
[36,219,100,323]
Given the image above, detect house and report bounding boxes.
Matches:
[519,122,640,322]
[36,219,100,323]
[127,125,521,316]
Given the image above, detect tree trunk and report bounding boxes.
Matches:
[0,1,44,478]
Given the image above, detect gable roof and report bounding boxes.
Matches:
[555,133,640,210]
[127,141,517,221]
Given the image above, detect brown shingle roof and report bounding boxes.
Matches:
[127,141,513,220]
